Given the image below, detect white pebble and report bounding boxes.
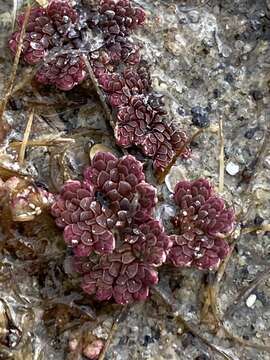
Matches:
[246,294,256,308]
[226,161,240,176]
[264,156,270,170]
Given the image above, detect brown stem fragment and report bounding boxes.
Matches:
[98,306,129,360]
[206,240,270,353]
[19,108,35,165]
[83,55,115,130]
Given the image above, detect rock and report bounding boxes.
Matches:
[226,161,240,176]
[165,165,186,192]
[191,106,210,128]
[244,127,258,139]
[246,294,257,308]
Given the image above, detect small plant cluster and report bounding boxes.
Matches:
[51,152,235,304]
[51,152,172,304]
[9,0,190,171]
[8,1,235,305]
[88,0,189,170]
[9,0,87,90]
[167,179,234,270]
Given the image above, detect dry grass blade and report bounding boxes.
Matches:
[218,116,224,193]
[11,137,75,148]
[11,68,36,95]
[12,0,19,31]
[0,1,31,123]
[98,306,129,360]
[241,224,270,234]
[19,108,35,165]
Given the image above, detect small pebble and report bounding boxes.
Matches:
[213,88,220,98]
[177,106,186,116]
[254,215,264,226]
[191,106,210,128]
[246,294,257,308]
[224,73,234,84]
[143,334,155,346]
[244,127,257,139]
[250,89,264,101]
[226,161,240,176]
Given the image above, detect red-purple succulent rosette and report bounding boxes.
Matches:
[113,94,189,170]
[167,179,235,271]
[97,67,150,107]
[35,53,86,91]
[51,151,158,257]
[80,244,159,304]
[51,151,172,304]
[88,0,145,44]
[8,0,86,90]
[9,7,52,65]
[76,217,171,304]
[87,0,146,72]
[87,2,190,171]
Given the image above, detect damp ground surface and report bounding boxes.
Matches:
[0,0,270,359]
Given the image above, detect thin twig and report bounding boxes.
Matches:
[0,2,31,123]
[207,233,270,353]
[241,224,270,234]
[83,55,115,130]
[11,68,36,95]
[239,126,269,192]
[98,306,129,360]
[12,0,18,31]
[153,285,234,360]
[218,116,224,193]
[19,108,35,165]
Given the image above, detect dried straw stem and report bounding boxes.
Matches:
[218,116,224,193]
[19,108,35,165]
[0,2,31,123]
